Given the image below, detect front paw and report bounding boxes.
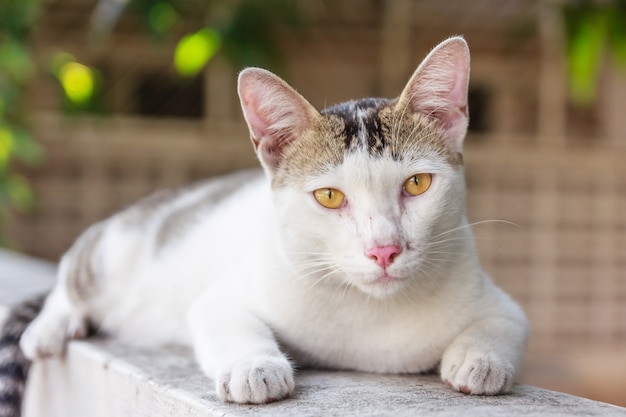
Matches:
[20,310,87,360]
[440,345,515,395]
[217,356,295,404]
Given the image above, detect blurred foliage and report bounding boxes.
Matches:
[209,0,305,73]
[50,52,105,114]
[174,27,222,77]
[119,0,305,76]
[0,0,43,245]
[0,0,305,244]
[562,0,626,106]
[52,0,305,109]
[60,0,305,109]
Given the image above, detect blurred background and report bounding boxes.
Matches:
[1,0,625,407]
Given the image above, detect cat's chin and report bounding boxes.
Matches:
[356,273,407,299]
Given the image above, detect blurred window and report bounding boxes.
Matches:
[468,86,490,133]
[134,73,204,119]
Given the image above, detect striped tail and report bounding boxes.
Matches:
[0,296,46,417]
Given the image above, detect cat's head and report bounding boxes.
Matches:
[238,37,471,298]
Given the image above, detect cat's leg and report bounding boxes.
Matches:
[187,294,295,404]
[439,295,528,395]
[20,223,105,359]
[19,280,88,359]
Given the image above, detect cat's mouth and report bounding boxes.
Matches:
[360,272,407,297]
[372,272,401,284]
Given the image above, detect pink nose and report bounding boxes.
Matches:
[366,245,401,269]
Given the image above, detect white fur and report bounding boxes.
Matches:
[21,37,528,404]
[21,153,527,402]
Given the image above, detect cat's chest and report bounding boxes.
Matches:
[261,283,466,373]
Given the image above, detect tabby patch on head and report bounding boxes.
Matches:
[325,98,391,155]
[238,37,469,188]
[276,100,462,189]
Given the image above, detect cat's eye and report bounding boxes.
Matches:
[403,173,432,196]
[313,188,345,209]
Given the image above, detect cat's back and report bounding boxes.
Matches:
[69,168,268,300]
[74,168,271,344]
[117,168,265,234]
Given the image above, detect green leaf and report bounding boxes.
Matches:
[0,0,41,40]
[607,5,626,68]
[11,127,42,166]
[148,2,180,36]
[563,6,609,106]
[6,174,35,212]
[59,62,96,105]
[0,41,35,85]
[0,126,14,171]
[174,28,221,77]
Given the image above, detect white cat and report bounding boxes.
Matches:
[18,37,527,404]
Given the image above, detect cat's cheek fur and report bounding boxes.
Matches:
[275,186,381,283]
[271,162,468,299]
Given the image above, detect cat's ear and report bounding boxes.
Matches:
[397,37,470,151]
[238,68,320,173]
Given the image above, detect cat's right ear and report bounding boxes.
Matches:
[238,68,319,173]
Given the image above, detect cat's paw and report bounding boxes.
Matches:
[440,344,514,395]
[20,308,87,360]
[216,356,295,404]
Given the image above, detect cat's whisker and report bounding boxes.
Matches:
[417,258,450,278]
[285,253,338,262]
[339,280,355,303]
[289,258,348,292]
[301,268,343,293]
[305,276,334,293]
[292,264,337,281]
[296,267,336,282]
[427,237,472,247]
[424,250,464,257]
[430,219,519,241]
[405,267,440,298]
[291,260,335,270]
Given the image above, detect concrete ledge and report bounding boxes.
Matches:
[22,338,626,417]
[2,249,626,417]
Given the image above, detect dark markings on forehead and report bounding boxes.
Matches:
[321,98,391,156]
[273,98,463,188]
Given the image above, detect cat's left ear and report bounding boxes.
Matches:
[238,68,320,173]
[397,37,470,152]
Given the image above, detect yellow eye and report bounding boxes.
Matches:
[313,188,345,209]
[403,173,432,196]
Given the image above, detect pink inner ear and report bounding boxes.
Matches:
[413,56,469,126]
[401,38,470,148]
[238,68,318,171]
[446,57,469,114]
[242,96,270,148]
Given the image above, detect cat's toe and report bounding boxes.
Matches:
[440,346,514,395]
[217,356,295,404]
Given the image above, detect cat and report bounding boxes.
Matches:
[1,36,527,411]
